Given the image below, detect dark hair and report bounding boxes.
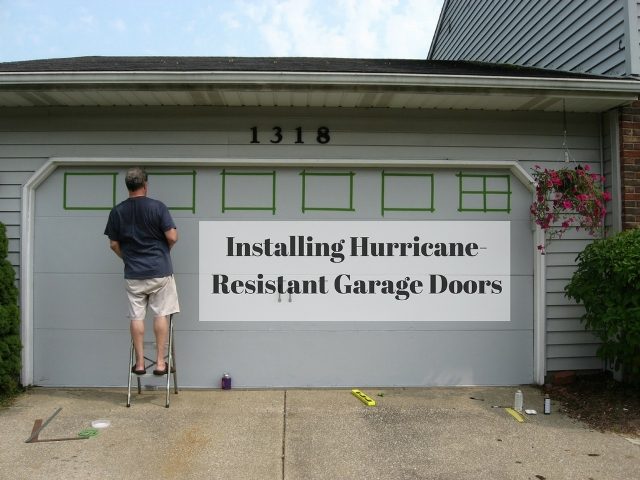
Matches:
[125,167,148,191]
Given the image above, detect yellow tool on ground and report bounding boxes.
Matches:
[351,389,376,406]
[505,408,525,423]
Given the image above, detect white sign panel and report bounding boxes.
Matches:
[199,221,510,321]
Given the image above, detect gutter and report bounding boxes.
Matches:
[0,71,639,97]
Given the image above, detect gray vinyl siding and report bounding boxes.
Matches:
[634,0,640,73]
[545,231,603,372]
[0,106,608,380]
[541,113,612,373]
[430,0,629,77]
[0,158,46,279]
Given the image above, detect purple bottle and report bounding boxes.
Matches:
[221,373,232,390]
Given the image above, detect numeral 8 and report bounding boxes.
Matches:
[316,127,330,144]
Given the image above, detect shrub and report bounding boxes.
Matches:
[565,228,640,382]
[0,223,21,396]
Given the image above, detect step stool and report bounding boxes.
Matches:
[126,314,178,408]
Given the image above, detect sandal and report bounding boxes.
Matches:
[152,363,175,376]
[153,364,169,376]
[131,365,146,375]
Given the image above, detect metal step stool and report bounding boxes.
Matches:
[127,314,178,408]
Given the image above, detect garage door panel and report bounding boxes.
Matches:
[36,211,199,275]
[509,275,533,327]
[33,272,532,332]
[34,273,126,328]
[36,169,119,216]
[34,217,118,274]
[34,329,130,386]
[510,220,534,275]
[168,218,199,273]
[32,165,535,387]
[34,329,533,387]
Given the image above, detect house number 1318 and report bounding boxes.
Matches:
[250,126,331,144]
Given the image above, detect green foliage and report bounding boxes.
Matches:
[0,223,21,396]
[0,222,7,259]
[565,228,640,382]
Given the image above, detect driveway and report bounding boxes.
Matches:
[1,386,638,479]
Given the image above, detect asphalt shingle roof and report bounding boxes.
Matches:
[0,56,615,80]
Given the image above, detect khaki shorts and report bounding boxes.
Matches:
[125,275,180,321]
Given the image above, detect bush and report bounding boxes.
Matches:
[0,223,21,396]
[565,228,640,382]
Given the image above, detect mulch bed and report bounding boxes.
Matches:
[548,372,640,436]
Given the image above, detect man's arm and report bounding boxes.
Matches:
[165,228,178,250]
[109,239,123,258]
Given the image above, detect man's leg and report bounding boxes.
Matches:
[130,319,145,371]
[153,315,169,370]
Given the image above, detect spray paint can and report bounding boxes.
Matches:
[221,373,232,390]
[544,394,551,414]
[514,389,524,413]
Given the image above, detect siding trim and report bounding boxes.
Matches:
[20,156,540,387]
[623,0,640,74]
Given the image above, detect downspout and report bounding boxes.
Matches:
[533,222,546,385]
[608,109,623,233]
[599,114,605,236]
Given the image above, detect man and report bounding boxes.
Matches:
[104,167,180,376]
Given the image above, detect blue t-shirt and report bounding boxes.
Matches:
[104,196,176,279]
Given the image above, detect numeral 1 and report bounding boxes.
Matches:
[250,126,260,144]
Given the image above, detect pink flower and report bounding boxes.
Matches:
[530,165,608,251]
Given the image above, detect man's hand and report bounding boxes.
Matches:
[109,240,123,258]
[165,228,178,250]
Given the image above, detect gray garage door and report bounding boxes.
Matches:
[33,165,533,387]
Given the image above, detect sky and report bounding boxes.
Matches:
[0,0,444,62]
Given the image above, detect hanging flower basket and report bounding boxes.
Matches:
[530,164,611,253]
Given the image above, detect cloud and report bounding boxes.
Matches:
[79,14,95,26]
[235,0,443,58]
[220,11,241,29]
[0,0,444,61]
[111,18,126,32]
[381,0,443,58]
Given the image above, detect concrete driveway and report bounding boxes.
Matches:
[1,386,638,479]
